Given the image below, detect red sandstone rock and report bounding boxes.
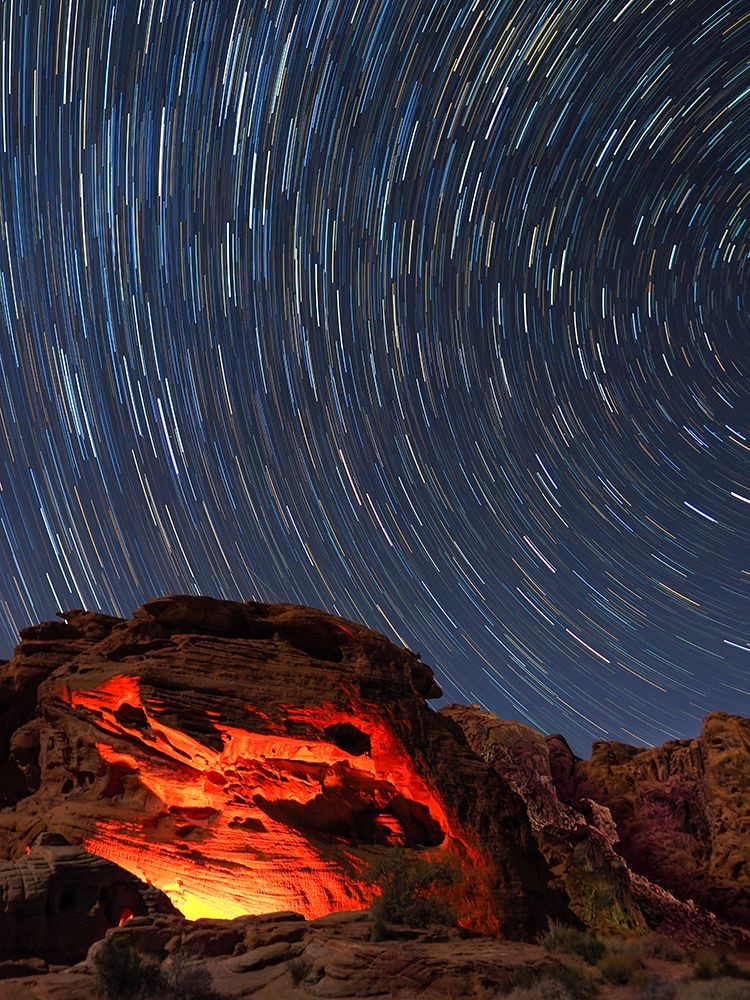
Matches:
[2,594,749,961]
[547,713,750,927]
[440,705,646,933]
[0,910,569,999]
[0,595,566,941]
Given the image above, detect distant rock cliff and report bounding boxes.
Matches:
[547,713,750,927]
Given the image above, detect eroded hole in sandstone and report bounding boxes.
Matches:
[286,625,344,663]
[114,703,148,728]
[228,816,266,832]
[167,805,220,822]
[385,794,445,847]
[101,761,138,798]
[324,723,371,756]
[252,764,444,847]
[98,883,148,926]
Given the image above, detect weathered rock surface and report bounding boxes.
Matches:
[445,704,750,939]
[0,595,567,940]
[0,834,177,965]
[441,705,646,933]
[2,593,749,971]
[547,714,750,928]
[0,909,567,999]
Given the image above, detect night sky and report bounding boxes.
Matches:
[0,0,748,754]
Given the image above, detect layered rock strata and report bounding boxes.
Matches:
[0,595,566,939]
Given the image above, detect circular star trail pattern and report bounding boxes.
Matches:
[0,0,749,753]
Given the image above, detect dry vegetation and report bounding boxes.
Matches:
[526,919,750,999]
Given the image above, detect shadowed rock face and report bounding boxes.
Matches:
[444,704,750,935]
[0,835,177,964]
[547,713,750,928]
[0,595,566,939]
[440,705,646,934]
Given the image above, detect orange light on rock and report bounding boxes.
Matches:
[71,673,477,925]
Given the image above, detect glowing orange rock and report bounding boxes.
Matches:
[0,596,566,938]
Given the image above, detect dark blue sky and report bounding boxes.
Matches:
[0,0,748,754]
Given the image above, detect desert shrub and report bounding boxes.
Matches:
[632,971,677,1000]
[638,934,686,962]
[539,921,605,965]
[692,948,750,981]
[505,978,573,1000]
[288,956,311,986]
[93,938,167,999]
[496,961,600,1000]
[597,951,640,984]
[163,949,221,1000]
[94,939,220,1000]
[365,847,457,928]
[692,947,724,980]
[598,935,636,956]
[680,980,750,1000]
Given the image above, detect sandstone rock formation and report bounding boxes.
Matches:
[0,595,567,941]
[444,704,750,940]
[441,705,646,933]
[547,714,750,928]
[2,593,748,969]
[0,834,177,965]
[0,909,574,1000]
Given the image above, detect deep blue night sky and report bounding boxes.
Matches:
[0,0,748,753]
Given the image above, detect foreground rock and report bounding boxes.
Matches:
[0,595,567,940]
[0,909,566,999]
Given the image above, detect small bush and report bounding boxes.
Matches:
[496,961,600,1000]
[93,938,167,999]
[681,980,750,1000]
[632,971,677,1000]
[365,847,457,928]
[505,979,573,1000]
[692,948,750,981]
[539,922,605,965]
[164,949,220,1000]
[93,939,221,1000]
[638,934,686,962]
[288,956,311,986]
[693,948,723,980]
[598,935,637,956]
[598,952,640,985]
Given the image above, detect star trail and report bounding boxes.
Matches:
[0,0,748,753]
